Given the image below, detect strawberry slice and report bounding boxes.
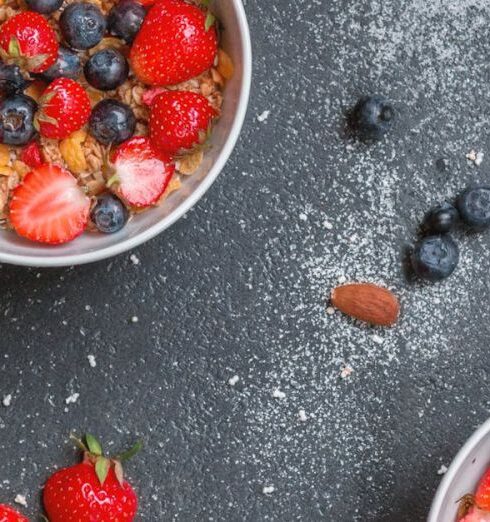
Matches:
[108,136,175,208]
[9,164,90,244]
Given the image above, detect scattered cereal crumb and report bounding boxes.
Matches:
[131,316,139,323]
[228,375,239,386]
[85,304,91,311]
[326,306,336,315]
[299,213,308,221]
[340,366,353,379]
[65,392,80,405]
[262,485,275,495]
[467,149,484,166]
[2,394,12,407]
[337,275,347,284]
[298,409,308,422]
[130,254,140,265]
[272,388,286,399]
[14,494,27,507]
[437,465,448,475]
[372,334,384,345]
[87,355,97,368]
[257,110,270,122]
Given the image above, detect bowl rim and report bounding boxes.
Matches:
[0,0,252,267]
[428,417,490,522]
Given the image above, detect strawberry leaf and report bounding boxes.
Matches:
[113,459,124,486]
[205,12,216,31]
[116,439,143,462]
[95,456,110,485]
[85,433,103,456]
[8,37,21,58]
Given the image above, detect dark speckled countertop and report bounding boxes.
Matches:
[3,0,490,520]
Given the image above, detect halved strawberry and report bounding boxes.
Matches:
[9,164,90,244]
[20,141,43,168]
[477,468,490,511]
[108,136,175,208]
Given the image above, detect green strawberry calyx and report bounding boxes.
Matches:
[70,433,143,487]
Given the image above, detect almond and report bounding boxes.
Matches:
[330,283,399,327]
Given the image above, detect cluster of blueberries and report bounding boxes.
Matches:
[0,0,146,146]
[350,95,490,282]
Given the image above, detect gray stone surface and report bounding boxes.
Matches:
[2,0,490,520]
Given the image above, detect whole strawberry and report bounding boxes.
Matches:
[43,434,141,522]
[130,0,218,86]
[36,78,91,139]
[0,504,28,522]
[149,90,216,155]
[0,12,58,73]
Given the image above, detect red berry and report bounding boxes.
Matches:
[109,136,175,207]
[0,12,58,73]
[43,434,140,522]
[20,141,43,168]
[149,90,216,155]
[142,87,167,107]
[0,504,28,522]
[476,468,490,510]
[36,78,91,139]
[130,0,218,86]
[44,463,137,522]
[9,164,90,244]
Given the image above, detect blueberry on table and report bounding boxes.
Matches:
[423,202,459,234]
[40,46,82,81]
[411,235,459,282]
[84,48,129,91]
[89,99,136,145]
[59,3,107,50]
[25,0,63,14]
[91,193,129,233]
[0,63,29,96]
[0,94,37,146]
[351,95,395,140]
[458,186,490,229]
[108,0,146,44]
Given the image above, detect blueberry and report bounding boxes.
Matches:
[40,46,81,81]
[423,202,459,234]
[351,95,395,140]
[0,63,28,96]
[108,0,146,44]
[91,193,129,233]
[0,94,37,146]
[84,48,128,91]
[25,0,62,14]
[411,235,459,282]
[89,99,136,145]
[60,3,107,50]
[457,186,490,229]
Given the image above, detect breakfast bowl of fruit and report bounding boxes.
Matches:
[0,0,251,266]
[429,418,490,522]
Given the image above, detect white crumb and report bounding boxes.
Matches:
[437,465,448,475]
[2,394,12,407]
[337,275,347,284]
[131,316,139,323]
[326,306,336,315]
[130,254,140,265]
[14,494,27,507]
[228,375,239,386]
[372,334,384,345]
[298,409,308,422]
[87,354,97,368]
[262,485,275,494]
[323,220,333,230]
[467,149,484,166]
[65,392,80,405]
[299,213,308,221]
[257,110,270,122]
[340,366,353,379]
[272,388,286,399]
[85,304,91,311]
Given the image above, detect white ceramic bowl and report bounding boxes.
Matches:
[0,0,252,267]
[429,418,490,522]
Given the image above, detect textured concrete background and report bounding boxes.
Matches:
[2,0,490,520]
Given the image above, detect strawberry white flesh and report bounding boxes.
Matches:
[461,507,490,522]
[111,136,175,208]
[9,164,90,244]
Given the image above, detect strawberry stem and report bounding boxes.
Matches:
[85,433,103,456]
[115,439,143,462]
[69,433,88,452]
